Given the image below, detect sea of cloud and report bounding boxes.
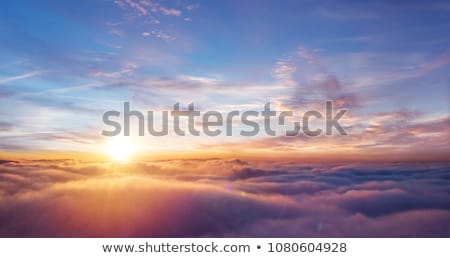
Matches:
[0,158,449,237]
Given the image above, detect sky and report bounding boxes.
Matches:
[0,0,449,160]
[0,0,450,238]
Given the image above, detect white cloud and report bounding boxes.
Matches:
[90,62,138,79]
[150,30,175,40]
[273,59,297,88]
[186,3,200,11]
[158,7,181,16]
[0,71,42,85]
[124,0,148,15]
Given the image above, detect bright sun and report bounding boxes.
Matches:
[105,137,134,162]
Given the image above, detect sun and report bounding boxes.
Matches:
[105,136,135,162]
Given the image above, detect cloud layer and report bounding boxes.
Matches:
[0,158,449,237]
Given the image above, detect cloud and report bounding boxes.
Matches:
[122,0,148,16]
[186,4,200,11]
[272,46,361,111]
[0,71,42,85]
[0,121,14,131]
[273,59,298,88]
[0,159,449,237]
[202,115,449,156]
[144,30,176,40]
[116,0,182,17]
[90,62,138,79]
[158,7,182,16]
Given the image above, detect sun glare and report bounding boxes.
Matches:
[105,137,134,162]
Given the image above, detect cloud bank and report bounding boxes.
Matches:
[0,159,449,237]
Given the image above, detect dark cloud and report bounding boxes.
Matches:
[0,121,14,131]
[0,159,449,237]
[229,168,287,180]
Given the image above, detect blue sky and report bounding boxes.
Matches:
[0,0,449,158]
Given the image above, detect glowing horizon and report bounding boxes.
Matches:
[0,0,449,238]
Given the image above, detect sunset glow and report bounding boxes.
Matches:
[105,137,135,162]
[0,0,449,238]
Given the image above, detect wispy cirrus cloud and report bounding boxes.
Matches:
[185,3,199,11]
[115,0,182,17]
[158,7,182,16]
[0,71,43,85]
[142,30,176,40]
